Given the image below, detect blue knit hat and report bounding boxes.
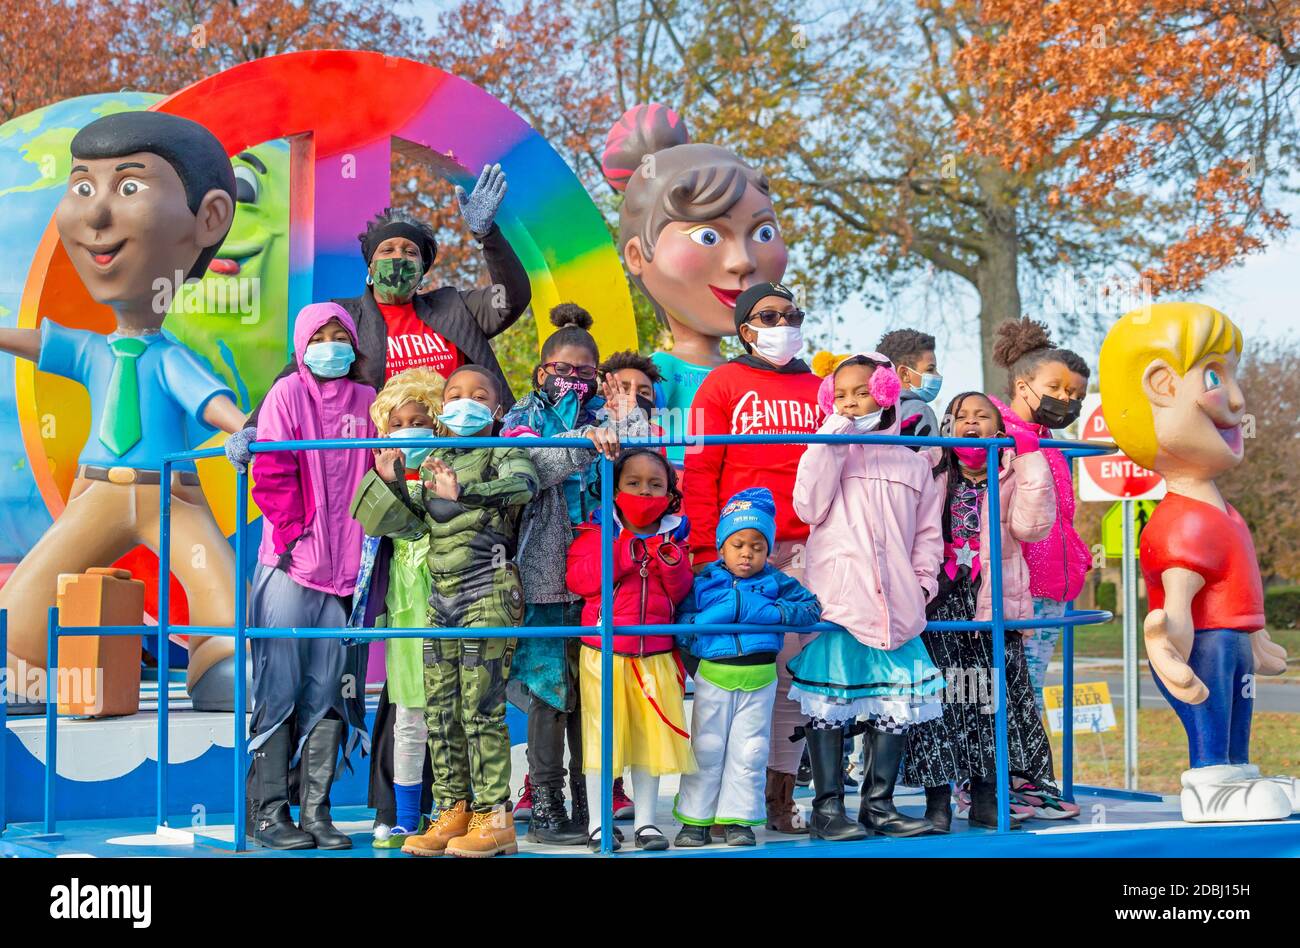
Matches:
[716,487,777,551]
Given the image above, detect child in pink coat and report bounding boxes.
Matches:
[900,391,1060,831]
[788,354,946,842]
[247,301,376,851]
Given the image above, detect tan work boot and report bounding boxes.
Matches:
[401,800,471,856]
[445,805,518,858]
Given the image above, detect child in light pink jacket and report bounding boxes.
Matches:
[788,354,946,842]
[900,391,1059,831]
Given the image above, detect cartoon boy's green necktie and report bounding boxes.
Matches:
[98,336,148,457]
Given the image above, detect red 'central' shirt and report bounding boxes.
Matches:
[378,300,463,381]
[1139,493,1265,632]
[683,360,825,563]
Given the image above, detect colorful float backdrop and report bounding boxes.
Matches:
[1,50,637,641]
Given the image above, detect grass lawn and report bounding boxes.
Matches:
[1067,621,1300,673]
[1049,708,1300,795]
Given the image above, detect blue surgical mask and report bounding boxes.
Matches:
[438,398,496,436]
[852,410,883,433]
[914,372,943,403]
[388,426,434,469]
[303,341,355,379]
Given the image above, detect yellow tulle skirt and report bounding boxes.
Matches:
[579,647,697,777]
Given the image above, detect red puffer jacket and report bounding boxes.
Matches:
[566,511,694,656]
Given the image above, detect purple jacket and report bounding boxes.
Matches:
[252,302,375,596]
[990,397,1090,602]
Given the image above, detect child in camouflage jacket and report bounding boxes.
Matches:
[351,365,538,858]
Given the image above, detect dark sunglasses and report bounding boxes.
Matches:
[747,308,805,328]
[541,361,598,380]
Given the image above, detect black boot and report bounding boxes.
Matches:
[527,785,588,845]
[247,728,315,850]
[969,775,1022,830]
[569,773,589,828]
[857,727,932,838]
[924,784,952,835]
[795,746,812,788]
[298,717,352,849]
[806,726,868,841]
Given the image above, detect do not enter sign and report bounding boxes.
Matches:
[1077,394,1166,502]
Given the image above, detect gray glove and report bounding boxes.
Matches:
[455,163,507,237]
[224,426,257,473]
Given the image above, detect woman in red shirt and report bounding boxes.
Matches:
[683,281,824,834]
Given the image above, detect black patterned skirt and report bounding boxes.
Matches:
[902,575,1058,789]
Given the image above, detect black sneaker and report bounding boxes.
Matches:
[724,824,756,846]
[674,824,711,847]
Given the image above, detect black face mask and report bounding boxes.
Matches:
[635,394,656,418]
[541,372,596,405]
[1028,386,1083,429]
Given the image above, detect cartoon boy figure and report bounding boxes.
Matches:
[0,111,247,710]
[1099,302,1297,822]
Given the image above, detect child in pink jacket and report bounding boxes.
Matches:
[248,301,376,852]
[900,391,1060,831]
[788,354,946,842]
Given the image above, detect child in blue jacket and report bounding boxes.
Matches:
[672,487,822,846]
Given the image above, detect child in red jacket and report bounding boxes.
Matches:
[567,448,697,850]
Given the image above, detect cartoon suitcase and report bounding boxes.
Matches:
[55,566,144,717]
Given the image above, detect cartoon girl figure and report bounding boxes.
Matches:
[1099,303,1297,822]
[601,105,789,465]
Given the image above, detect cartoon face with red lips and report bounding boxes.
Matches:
[602,105,788,365]
[628,182,787,348]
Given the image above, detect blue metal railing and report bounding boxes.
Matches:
[13,429,1114,848]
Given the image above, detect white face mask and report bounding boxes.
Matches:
[749,325,804,366]
[852,410,883,432]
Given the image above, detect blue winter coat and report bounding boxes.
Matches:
[676,562,822,661]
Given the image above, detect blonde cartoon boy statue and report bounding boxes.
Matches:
[1099,302,1297,822]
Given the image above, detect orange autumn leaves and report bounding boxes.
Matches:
[951,0,1296,292]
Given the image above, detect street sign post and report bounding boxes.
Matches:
[1076,394,1161,790]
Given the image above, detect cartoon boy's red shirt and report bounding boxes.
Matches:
[1140,493,1265,632]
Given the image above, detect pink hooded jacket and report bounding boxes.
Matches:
[252,302,376,596]
[990,396,1090,603]
[929,437,1057,623]
[793,387,945,652]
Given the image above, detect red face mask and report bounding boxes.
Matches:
[616,492,671,529]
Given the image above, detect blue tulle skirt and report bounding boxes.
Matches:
[787,625,944,725]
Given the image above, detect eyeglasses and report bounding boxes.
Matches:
[747,308,805,328]
[541,361,599,380]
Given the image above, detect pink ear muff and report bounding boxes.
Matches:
[870,366,902,408]
[817,373,836,417]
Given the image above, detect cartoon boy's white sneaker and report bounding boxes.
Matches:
[1234,764,1300,814]
[1179,765,1291,823]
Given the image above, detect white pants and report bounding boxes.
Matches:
[674,676,777,825]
